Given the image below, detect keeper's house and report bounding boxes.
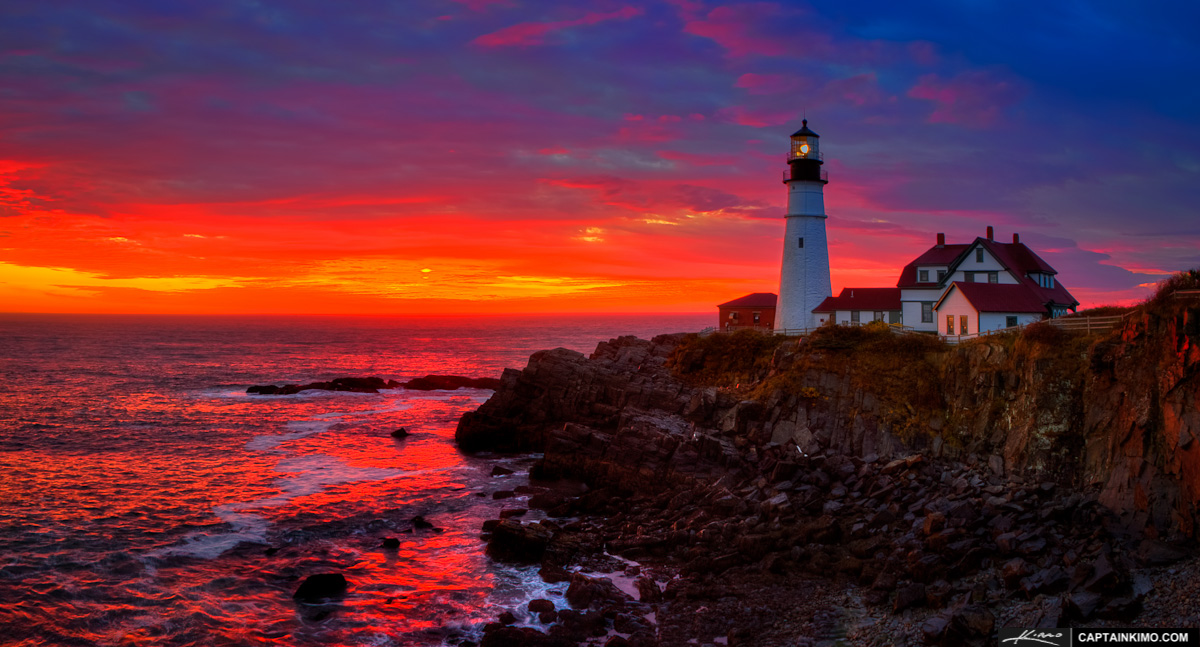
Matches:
[896,227,1078,336]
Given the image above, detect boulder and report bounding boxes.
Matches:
[486,521,553,563]
[293,573,348,602]
[391,427,409,439]
[635,576,662,603]
[565,573,631,609]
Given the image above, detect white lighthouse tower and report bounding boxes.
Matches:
[774,120,832,332]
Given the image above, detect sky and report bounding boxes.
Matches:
[2,0,1198,314]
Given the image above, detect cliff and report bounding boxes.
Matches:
[457,294,1200,542]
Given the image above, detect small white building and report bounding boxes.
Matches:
[933,282,1048,337]
[812,287,902,326]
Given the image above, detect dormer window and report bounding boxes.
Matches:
[1030,272,1055,288]
[919,269,929,282]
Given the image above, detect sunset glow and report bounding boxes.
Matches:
[2,2,1197,313]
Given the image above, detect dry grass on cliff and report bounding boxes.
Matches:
[668,329,787,387]
[1149,267,1200,307]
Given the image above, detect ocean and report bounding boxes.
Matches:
[0,313,711,647]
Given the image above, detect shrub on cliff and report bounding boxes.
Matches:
[1149,267,1200,308]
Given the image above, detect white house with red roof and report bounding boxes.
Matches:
[934,282,1048,336]
[900,227,1078,335]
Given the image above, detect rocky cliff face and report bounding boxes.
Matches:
[457,300,1200,542]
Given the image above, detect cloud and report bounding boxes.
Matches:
[907,70,1024,128]
[473,7,643,47]
[683,3,789,58]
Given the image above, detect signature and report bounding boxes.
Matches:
[1001,629,1066,646]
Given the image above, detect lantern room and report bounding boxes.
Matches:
[788,119,821,162]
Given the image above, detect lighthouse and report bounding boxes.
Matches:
[774,120,832,332]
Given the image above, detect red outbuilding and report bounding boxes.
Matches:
[717,293,777,331]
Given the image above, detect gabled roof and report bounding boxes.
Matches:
[896,244,971,288]
[812,287,901,313]
[934,282,1048,314]
[718,292,777,308]
[950,238,1079,308]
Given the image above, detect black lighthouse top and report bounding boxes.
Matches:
[786,119,827,184]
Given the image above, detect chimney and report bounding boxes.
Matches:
[1012,232,1020,244]
[936,233,945,247]
[986,226,994,240]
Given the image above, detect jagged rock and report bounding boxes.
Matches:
[486,521,552,563]
[1021,566,1069,597]
[634,576,662,603]
[565,573,632,609]
[1068,591,1103,619]
[390,427,409,438]
[1135,539,1189,566]
[293,573,348,602]
[1001,558,1029,589]
[893,582,926,612]
[381,537,400,549]
[944,605,995,645]
[491,466,514,476]
[249,376,391,395]
[402,375,501,391]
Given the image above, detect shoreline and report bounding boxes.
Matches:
[456,320,1200,646]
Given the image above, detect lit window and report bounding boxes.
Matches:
[946,315,954,335]
[960,315,968,335]
[919,269,929,282]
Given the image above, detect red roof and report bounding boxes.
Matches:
[812,287,901,313]
[896,244,970,287]
[935,282,1048,313]
[718,292,777,308]
[897,236,1078,308]
[975,239,1078,307]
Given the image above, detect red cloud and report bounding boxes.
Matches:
[717,105,797,128]
[684,4,788,58]
[908,70,1024,128]
[473,7,643,47]
[734,73,795,95]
